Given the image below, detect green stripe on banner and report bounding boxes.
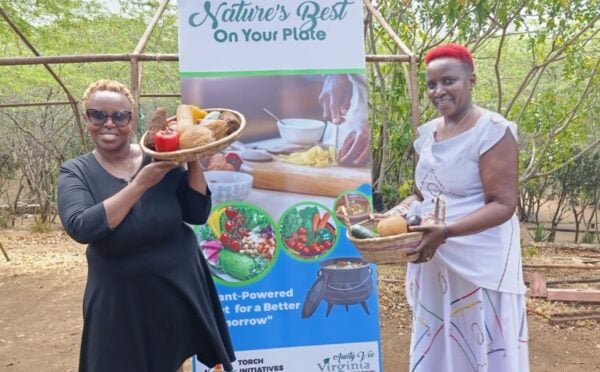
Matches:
[180,68,365,78]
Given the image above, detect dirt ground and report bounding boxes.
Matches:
[1,222,599,372]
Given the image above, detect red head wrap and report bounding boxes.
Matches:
[424,43,474,67]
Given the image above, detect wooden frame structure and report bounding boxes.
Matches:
[0,0,420,148]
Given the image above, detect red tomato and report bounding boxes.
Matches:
[298,227,307,235]
[224,206,238,219]
[229,239,241,252]
[219,233,230,246]
[323,240,332,249]
[224,220,236,232]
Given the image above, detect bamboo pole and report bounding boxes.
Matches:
[362,0,414,57]
[362,0,421,135]
[0,101,76,109]
[366,55,411,62]
[131,0,171,140]
[130,59,141,141]
[0,54,179,66]
[133,0,171,55]
[140,93,181,97]
[409,55,421,136]
[0,6,87,151]
[0,53,409,66]
[0,96,179,109]
[523,263,600,270]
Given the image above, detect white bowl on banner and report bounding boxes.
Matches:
[205,171,253,204]
[277,118,326,146]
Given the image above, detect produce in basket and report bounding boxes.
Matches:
[143,107,168,149]
[376,215,408,236]
[179,126,215,149]
[348,214,409,239]
[153,128,179,152]
[201,119,228,139]
[350,224,379,239]
[143,105,239,153]
[343,197,445,264]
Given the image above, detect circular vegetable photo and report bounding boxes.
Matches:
[279,203,337,261]
[196,203,277,284]
[334,191,372,225]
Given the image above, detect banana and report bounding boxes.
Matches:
[208,209,223,237]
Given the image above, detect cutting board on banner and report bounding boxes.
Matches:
[245,160,371,197]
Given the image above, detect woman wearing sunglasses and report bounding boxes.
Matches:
[57,80,235,372]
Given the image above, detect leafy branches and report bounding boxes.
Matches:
[365,0,599,211]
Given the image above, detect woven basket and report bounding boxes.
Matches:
[342,196,446,265]
[139,108,246,163]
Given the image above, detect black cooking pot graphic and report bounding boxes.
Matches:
[301,257,374,319]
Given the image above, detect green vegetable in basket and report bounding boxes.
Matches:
[350,224,379,239]
[218,249,262,281]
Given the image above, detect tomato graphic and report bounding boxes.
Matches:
[224,220,236,232]
[229,239,241,252]
[219,233,230,246]
[224,206,238,219]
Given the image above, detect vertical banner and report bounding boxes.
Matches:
[178,2,381,371]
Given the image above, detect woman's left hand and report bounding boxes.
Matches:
[407,223,446,263]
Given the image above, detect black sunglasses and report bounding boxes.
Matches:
[85,109,132,127]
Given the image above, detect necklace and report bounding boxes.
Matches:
[440,106,475,140]
[94,145,136,184]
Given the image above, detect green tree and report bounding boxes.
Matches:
[365,0,599,210]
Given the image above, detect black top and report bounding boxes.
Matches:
[58,153,235,372]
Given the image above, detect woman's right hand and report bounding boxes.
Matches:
[407,223,446,263]
[132,160,180,189]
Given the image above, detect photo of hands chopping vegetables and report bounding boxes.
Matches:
[180,74,372,199]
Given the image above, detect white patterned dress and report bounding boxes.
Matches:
[407,110,529,371]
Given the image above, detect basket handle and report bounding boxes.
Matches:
[340,206,352,230]
[327,269,372,291]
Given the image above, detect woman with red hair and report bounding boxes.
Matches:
[389,44,529,371]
